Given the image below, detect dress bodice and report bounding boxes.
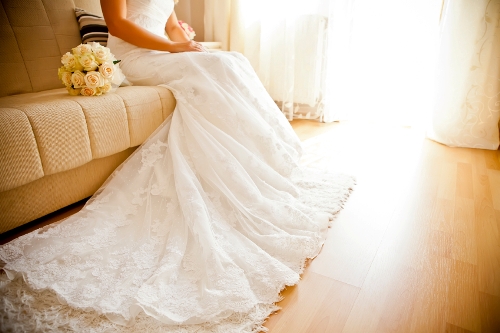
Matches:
[126,0,174,37]
[107,0,175,58]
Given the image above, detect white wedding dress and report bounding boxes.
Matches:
[0,0,354,332]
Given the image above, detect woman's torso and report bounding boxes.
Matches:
[107,0,175,58]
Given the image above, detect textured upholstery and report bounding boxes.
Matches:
[0,108,44,192]
[0,2,32,97]
[72,93,130,159]
[20,100,93,176]
[0,0,82,97]
[150,86,178,120]
[115,86,166,147]
[0,148,136,234]
[41,0,83,55]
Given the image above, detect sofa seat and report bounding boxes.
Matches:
[0,85,176,233]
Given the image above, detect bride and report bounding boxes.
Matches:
[0,0,353,332]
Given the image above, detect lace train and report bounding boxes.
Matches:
[0,170,353,333]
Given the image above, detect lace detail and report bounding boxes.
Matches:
[139,140,168,173]
[0,0,354,331]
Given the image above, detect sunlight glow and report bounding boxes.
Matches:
[327,0,442,127]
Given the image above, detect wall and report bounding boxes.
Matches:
[175,0,204,41]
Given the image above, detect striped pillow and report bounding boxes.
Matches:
[75,8,108,46]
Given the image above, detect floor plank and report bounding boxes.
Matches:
[452,197,477,265]
[457,162,474,199]
[266,270,359,333]
[472,149,500,298]
[438,162,458,201]
[304,281,359,333]
[408,255,451,333]
[487,170,500,210]
[307,189,394,287]
[446,260,481,332]
[445,322,476,333]
[484,150,500,171]
[478,292,500,333]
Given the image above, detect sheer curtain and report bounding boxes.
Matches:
[205,0,500,149]
[324,0,442,125]
[205,0,330,121]
[205,0,441,123]
[428,0,500,150]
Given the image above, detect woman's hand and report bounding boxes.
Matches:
[171,40,208,53]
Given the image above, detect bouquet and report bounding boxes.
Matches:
[58,43,125,96]
[178,20,196,40]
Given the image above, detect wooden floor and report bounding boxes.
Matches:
[2,120,499,332]
[266,120,500,333]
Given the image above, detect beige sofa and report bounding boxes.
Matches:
[0,0,176,233]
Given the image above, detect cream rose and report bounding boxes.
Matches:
[90,43,111,63]
[99,81,112,94]
[61,52,83,71]
[61,72,72,87]
[84,71,105,88]
[58,66,67,79]
[72,44,93,56]
[67,87,82,96]
[71,70,86,88]
[80,86,96,96]
[79,54,99,71]
[99,62,115,79]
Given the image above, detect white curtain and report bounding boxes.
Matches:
[205,0,330,121]
[205,0,441,123]
[205,0,500,149]
[204,0,232,49]
[324,0,442,125]
[428,0,500,150]
[175,0,205,42]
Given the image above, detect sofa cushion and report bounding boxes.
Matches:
[16,100,93,176]
[41,0,85,55]
[72,93,130,159]
[0,109,44,192]
[0,148,136,234]
[0,0,82,95]
[0,2,32,97]
[150,86,179,120]
[0,86,176,192]
[115,86,167,146]
[75,7,108,46]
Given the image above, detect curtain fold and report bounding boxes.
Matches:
[205,0,500,149]
[204,0,232,50]
[321,0,354,123]
[323,0,442,126]
[205,0,441,123]
[428,0,500,149]
[205,0,330,121]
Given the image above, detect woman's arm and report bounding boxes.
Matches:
[100,0,205,53]
[165,10,190,42]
